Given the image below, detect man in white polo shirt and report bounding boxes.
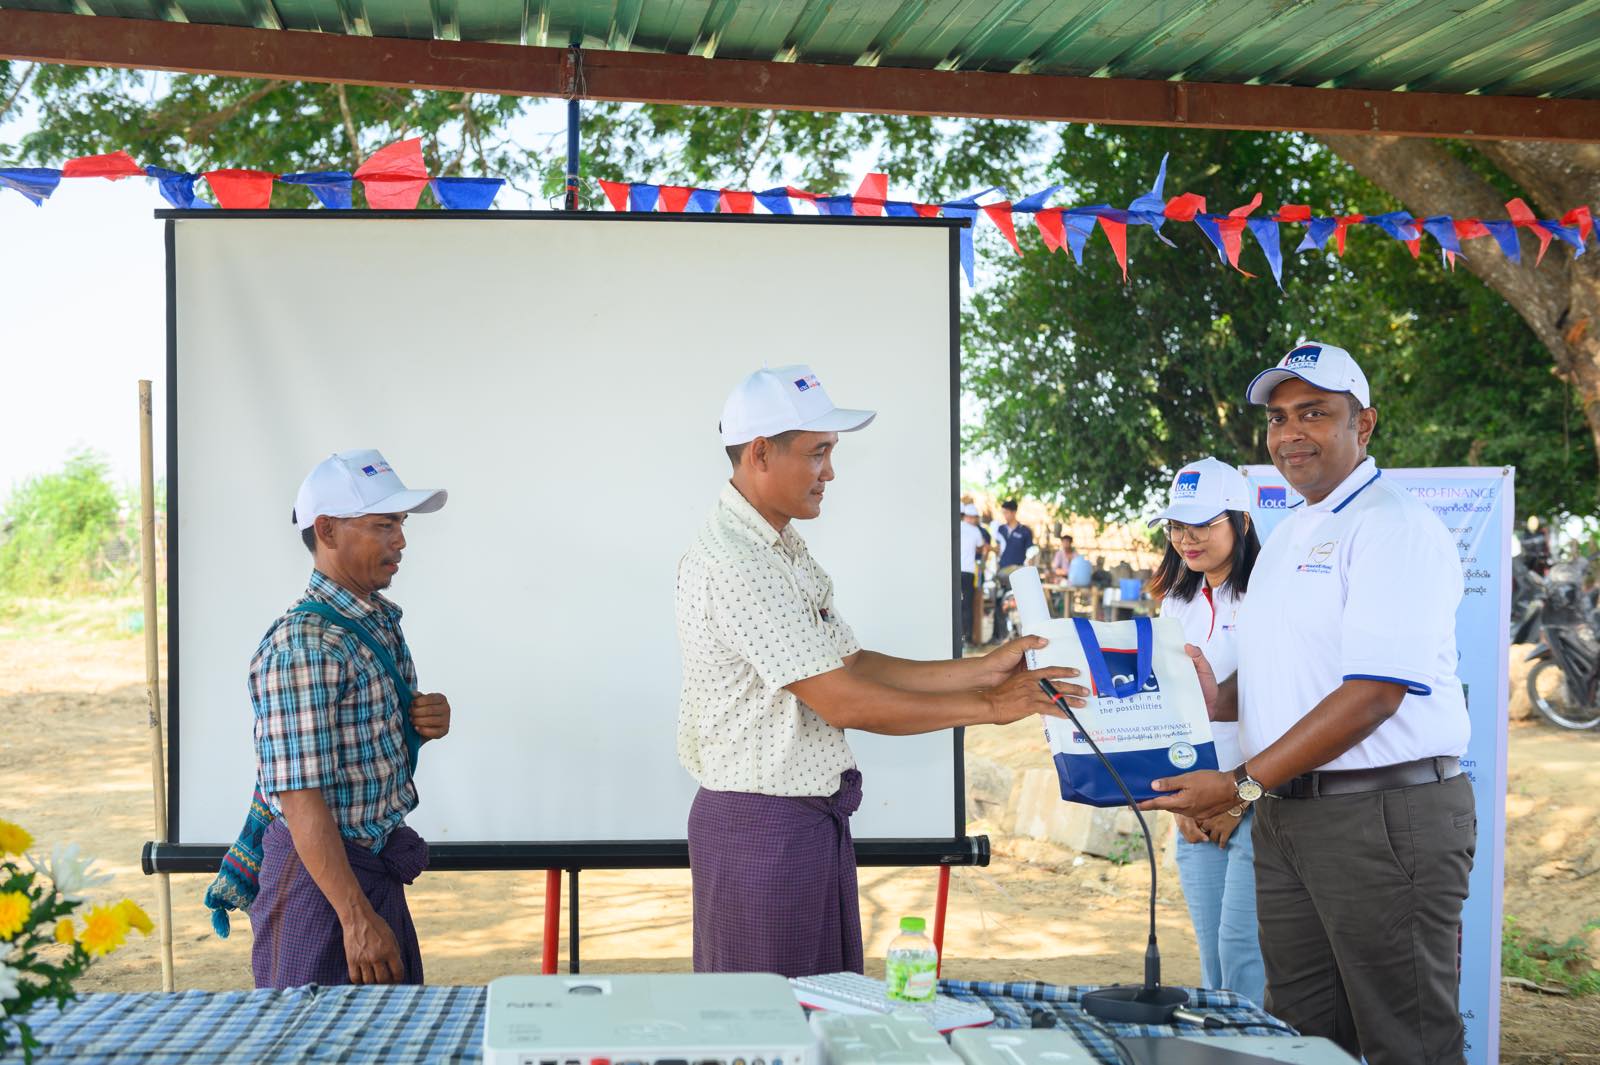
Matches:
[1141,342,1474,1065]
[677,364,1082,978]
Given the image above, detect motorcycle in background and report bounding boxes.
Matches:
[1520,555,1600,730]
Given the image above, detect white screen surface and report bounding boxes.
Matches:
[170,215,960,846]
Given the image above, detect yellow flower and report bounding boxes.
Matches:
[55,918,76,944]
[0,892,29,940]
[0,819,32,856]
[117,899,154,936]
[78,903,129,957]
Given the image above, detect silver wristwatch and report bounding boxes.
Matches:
[1233,763,1264,804]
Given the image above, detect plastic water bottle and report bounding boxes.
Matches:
[885,916,938,1002]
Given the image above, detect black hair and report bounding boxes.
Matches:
[724,429,803,469]
[293,509,317,555]
[1149,510,1260,603]
[1346,393,1364,426]
[1001,499,1018,511]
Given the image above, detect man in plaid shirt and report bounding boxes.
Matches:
[249,449,452,989]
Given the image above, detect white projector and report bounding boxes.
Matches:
[483,973,817,1065]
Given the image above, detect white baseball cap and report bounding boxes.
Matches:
[960,503,980,517]
[292,449,447,531]
[1246,341,1370,408]
[1148,457,1250,528]
[719,364,876,446]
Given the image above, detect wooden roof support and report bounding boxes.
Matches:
[3,8,1598,142]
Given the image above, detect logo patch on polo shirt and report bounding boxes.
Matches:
[1257,485,1288,509]
[1297,540,1338,575]
[1173,471,1201,498]
[1283,345,1321,369]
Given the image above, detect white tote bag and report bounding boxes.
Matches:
[1011,569,1216,806]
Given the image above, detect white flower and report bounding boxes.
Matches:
[0,959,20,1012]
[27,843,113,902]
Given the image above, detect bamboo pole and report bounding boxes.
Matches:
[138,380,176,992]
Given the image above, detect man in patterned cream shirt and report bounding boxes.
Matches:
[676,364,1085,978]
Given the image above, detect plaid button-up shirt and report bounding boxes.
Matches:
[250,570,419,850]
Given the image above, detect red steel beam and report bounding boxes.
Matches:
[3,8,1598,142]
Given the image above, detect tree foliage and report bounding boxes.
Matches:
[2,69,1592,519]
[0,451,122,595]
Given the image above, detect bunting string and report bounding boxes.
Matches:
[4,141,1592,288]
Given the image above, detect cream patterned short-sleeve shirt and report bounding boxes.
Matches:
[676,482,860,797]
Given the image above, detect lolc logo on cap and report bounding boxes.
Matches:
[1282,345,1322,370]
[793,374,821,392]
[1257,485,1288,509]
[1173,471,1201,498]
[360,462,393,477]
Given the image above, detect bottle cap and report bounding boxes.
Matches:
[899,916,926,934]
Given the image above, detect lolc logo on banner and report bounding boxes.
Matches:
[1173,471,1201,498]
[1283,344,1322,369]
[1258,485,1289,509]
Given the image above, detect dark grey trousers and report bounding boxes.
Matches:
[1252,773,1476,1065]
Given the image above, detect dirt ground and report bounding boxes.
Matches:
[2,607,1598,1062]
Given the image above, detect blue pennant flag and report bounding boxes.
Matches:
[754,188,792,215]
[1365,210,1417,242]
[143,166,209,210]
[1013,184,1064,214]
[1125,153,1176,245]
[280,171,355,210]
[884,201,920,218]
[1420,217,1461,255]
[0,167,63,205]
[815,195,855,217]
[628,184,659,212]
[1296,217,1337,252]
[430,177,503,210]
[1247,218,1284,289]
[1194,215,1228,263]
[1482,220,1520,263]
[687,188,721,213]
[1546,220,1586,257]
[1061,213,1097,265]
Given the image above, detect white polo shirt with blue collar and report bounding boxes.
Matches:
[1237,456,1470,771]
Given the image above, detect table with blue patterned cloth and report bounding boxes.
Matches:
[2,980,1292,1065]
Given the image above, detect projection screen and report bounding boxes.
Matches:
[164,212,964,857]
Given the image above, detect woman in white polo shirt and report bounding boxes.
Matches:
[1147,456,1264,1007]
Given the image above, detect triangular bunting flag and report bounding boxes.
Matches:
[62,150,145,180]
[982,202,1022,256]
[598,180,630,212]
[205,169,275,210]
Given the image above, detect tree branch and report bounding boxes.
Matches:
[0,62,36,125]
[183,79,287,143]
[334,83,362,168]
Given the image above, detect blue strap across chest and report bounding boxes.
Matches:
[1072,616,1154,699]
[291,601,422,772]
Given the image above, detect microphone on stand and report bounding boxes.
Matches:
[1039,677,1188,1025]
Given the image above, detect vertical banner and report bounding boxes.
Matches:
[1243,465,1512,1065]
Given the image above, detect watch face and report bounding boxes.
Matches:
[1238,779,1264,802]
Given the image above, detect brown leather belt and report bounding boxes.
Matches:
[1267,756,1460,799]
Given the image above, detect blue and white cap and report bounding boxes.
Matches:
[1147,456,1251,528]
[1246,341,1370,408]
[719,364,876,446]
[293,449,447,530]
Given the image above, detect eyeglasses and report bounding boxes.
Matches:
[1164,515,1229,543]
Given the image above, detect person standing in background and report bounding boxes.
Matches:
[959,503,985,649]
[990,500,1033,644]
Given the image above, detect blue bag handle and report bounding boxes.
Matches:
[291,601,422,772]
[1071,616,1154,699]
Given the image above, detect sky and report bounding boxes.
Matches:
[0,95,1001,500]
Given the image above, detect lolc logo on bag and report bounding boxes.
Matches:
[1097,648,1161,697]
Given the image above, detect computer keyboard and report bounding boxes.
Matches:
[788,972,994,1033]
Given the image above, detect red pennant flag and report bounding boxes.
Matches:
[205,169,275,210]
[982,202,1022,256]
[62,150,145,180]
[719,190,755,214]
[1276,204,1313,223]
[1334,214,1365,256]
[853,173,887,217]
[1562,206,1593,246]
[785,185,820,205]
[598,180,630,212]
[1098,216,1128,281]
[1215,217,1255,276]
[1228,192,1263,219]
[1454,219,1490,241]
[1163,193,1206,222]
[354,138,430,209]
[658,185,692,213]
[1505,197,1537,227]
[913,203,942,219]
[1444,250,1458,270]
[1531,223,1555,266]
[1405,235,1422,258]
[1035,209,1065,253]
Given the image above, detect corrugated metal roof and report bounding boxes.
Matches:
[4,0,1598,99]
